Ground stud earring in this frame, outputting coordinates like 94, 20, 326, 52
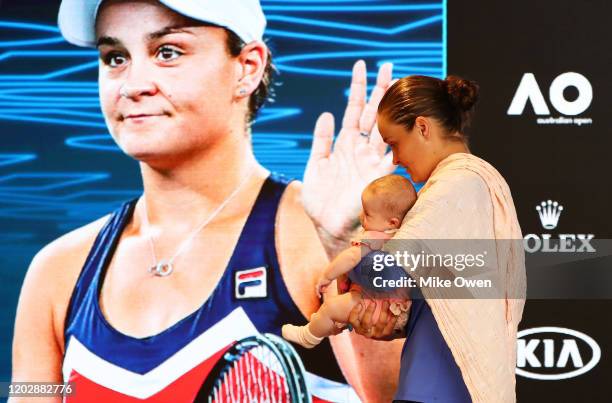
239, 88, 247, 95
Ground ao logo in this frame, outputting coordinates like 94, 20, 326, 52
516, 327, 601, 380
507, 72, 592, 116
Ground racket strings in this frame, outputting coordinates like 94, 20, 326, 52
209, 347, 291, 403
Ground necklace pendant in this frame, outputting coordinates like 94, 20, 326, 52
148, 261, 174, 277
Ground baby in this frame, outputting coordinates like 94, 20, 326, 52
282, 174, 417, 348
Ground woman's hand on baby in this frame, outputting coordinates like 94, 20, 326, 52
348, 300, 401, 340
302, 60, 396, 239
316, 276, 332, 299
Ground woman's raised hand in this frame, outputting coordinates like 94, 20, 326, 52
302, 60, 396, 239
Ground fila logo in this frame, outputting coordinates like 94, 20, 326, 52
516, 327, 601, 380
524, 200, 595, 253
235, 267, 267, 299
508, 72, 592, 116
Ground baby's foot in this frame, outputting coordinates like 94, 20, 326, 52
281, 324, 323, 349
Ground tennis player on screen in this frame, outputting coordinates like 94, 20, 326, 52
10, 1, 402, 402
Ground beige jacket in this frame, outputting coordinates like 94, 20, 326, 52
383, 153, 526, 403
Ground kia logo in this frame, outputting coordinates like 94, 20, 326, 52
516, 327, 601, 380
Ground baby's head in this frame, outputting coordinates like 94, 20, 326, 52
359, 174, 417, 232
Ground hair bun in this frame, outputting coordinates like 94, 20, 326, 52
444, 76, 479, 111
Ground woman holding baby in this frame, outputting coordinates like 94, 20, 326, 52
302, 75, 526, 403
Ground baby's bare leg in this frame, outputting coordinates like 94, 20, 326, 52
309, 291, 362, 337
282, 292, 362, 349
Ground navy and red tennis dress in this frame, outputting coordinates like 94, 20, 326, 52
62, 174, 359, 402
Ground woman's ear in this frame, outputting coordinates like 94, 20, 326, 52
414, 116, 430, 140
234, 41, 267, 99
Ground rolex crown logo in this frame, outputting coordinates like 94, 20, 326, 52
536, 200, 563, 230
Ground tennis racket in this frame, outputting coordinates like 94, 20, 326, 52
194, 333, 311, 403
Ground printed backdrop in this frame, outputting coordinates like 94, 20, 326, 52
1, 0, 611, 402
449, 1, 612, 401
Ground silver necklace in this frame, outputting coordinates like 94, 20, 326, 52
141, 170, 254, 277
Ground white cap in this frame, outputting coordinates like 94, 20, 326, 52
58, 0, 266, 47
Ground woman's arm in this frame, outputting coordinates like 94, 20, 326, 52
10, 218, 104, 403
349, 170, 496, 337
10, 247, 66, 403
